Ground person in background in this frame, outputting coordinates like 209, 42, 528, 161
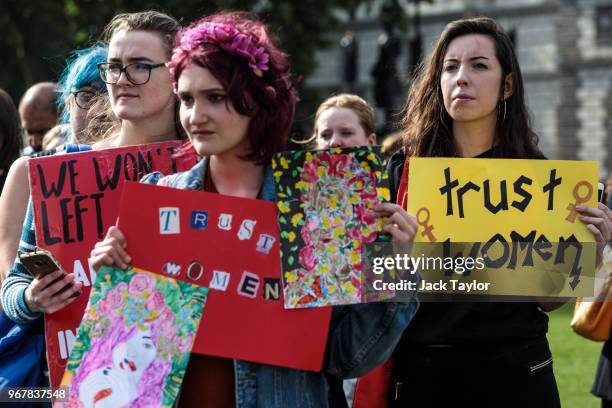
0, 89, 22, 195
56, 44, 108, 145
18, 82, 58, 155
41, 124, 71, 151
311, 93, 395, 408
313, 93, 376, 149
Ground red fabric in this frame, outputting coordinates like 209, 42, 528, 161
396, 156, 410, 210
352, 157, 410, 407
352, 357, 393, 408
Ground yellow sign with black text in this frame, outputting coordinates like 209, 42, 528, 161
406, 158, 598, 297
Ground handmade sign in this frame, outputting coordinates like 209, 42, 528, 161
28, 141, 198, 387
406, 158, 598, 297
117, 182, 331, 371
58, 266, 206, 408
272, 146, 390, 308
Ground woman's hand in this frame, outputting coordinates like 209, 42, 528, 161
576, 203, 612, 265
372, 203, 418, 251
24, 270, 82, 314
89, 226, 131, 271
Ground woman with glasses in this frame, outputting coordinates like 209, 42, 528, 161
88, 11, 417, 408
92, 11, 183, 149
2, 11, 183, 326
56, 44, 108, 145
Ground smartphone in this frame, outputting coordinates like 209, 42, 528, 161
19, 249, 79, 297
599, 182, 605, 203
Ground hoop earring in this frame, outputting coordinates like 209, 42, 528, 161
499, 99, 507, 124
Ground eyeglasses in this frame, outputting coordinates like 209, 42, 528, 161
72, 90, 98, 109
98, 62, 166, 85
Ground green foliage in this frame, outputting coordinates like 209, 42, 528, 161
547, 302, 602, 408
0, 0, 345, 112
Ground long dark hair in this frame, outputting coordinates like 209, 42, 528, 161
401, 17, 544, 159
0, 89, 22, 170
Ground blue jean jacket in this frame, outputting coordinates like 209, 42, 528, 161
142, 158, 417, 408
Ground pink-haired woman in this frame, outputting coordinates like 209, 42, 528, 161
90, 11, 418, 407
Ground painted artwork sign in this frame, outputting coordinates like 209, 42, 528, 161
28, 141, 199, 387
117, 182, 331, 371
58, 266, 206, 408
272, 146, 390, 308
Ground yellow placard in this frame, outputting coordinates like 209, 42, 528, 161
406, 158, 598, 297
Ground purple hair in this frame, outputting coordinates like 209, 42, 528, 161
170, 11, 297, 164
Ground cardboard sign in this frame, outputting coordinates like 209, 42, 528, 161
117, 182, 331, 371
58, 266, 206, 408
272, 146, 390, 308
28, 141, 199, 387
406, 158, 598, 297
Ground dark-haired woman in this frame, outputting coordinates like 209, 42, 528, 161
387, 17, 612, 408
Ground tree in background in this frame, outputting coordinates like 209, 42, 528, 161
0, 0, 343, 140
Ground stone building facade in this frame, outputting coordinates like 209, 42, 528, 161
307, 0, 612, 178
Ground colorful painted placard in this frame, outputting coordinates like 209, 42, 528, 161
58, 266, 206, 408
272, 146, 390, 308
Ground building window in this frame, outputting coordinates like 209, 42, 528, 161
596, 6, 612, 42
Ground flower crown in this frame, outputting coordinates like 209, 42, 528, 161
177, 22, 270, 77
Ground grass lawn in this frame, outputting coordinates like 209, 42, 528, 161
548, 302, 604, 408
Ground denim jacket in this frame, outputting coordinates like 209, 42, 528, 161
142, 158, 417, 408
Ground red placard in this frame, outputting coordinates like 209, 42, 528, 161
28, 141, 198, 387
118, 182, 331, 371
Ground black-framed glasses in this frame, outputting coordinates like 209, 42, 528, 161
72, 90, 98, 109
97, 62, 166, 85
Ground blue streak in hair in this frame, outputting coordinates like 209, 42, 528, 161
57, 44, 108, 124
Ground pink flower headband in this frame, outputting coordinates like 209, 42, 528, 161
177, 22, 270, 77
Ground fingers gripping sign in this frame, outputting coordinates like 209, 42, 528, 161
373, 203, 418, 250
89, 226, 131, 272
576, 202, 612, 265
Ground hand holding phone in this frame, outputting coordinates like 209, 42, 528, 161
20, 249, 82, 314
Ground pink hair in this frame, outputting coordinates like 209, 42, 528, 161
71, 317, 170, 407
170, 11, 297, 164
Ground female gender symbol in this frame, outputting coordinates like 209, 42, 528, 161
565, 180, 593, 222
416, 207, 436, 242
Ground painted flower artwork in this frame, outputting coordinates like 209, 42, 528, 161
58, 266, 207, 408
272, 146, 390, 308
